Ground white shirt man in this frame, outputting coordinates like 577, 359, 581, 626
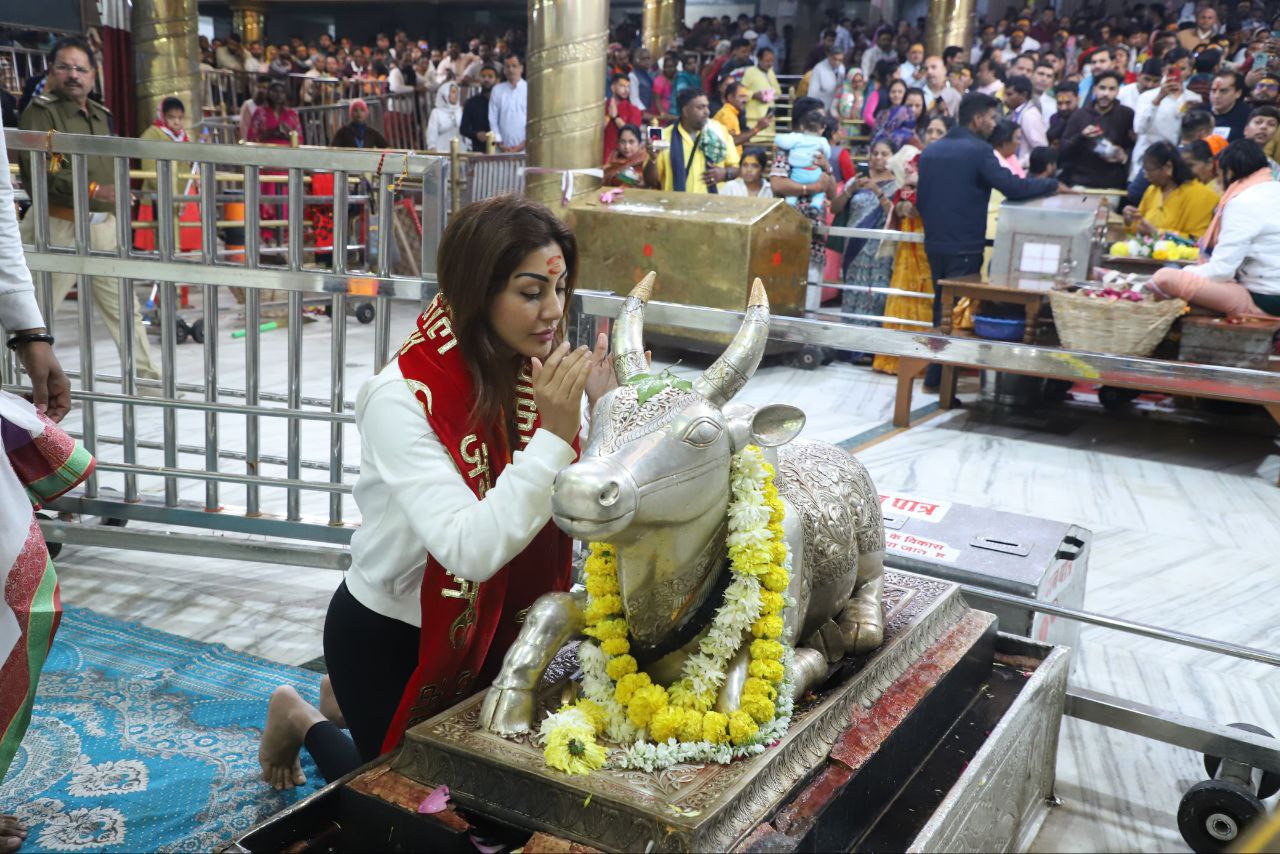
922, 57, 960, 117
244, 46, 266, 75
1032, 62, 1058, 118
834, 23, 854, 57
1131, 82, 1202, 179
489, 63, 528, 150
809, 53, 844, 111
1117, 80, 1144, 111
861, 39, 897, 79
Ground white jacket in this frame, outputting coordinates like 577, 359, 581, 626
344, 360, 577, 626
1131, 87, 1202, 180
1189, 180, 1280, 297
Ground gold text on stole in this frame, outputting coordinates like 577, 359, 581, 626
422, 300, 457, 354
442, 576, 479, 649
441, 433, 492, 648
514, 364, 537, 447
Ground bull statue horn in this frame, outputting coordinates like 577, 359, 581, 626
612, 271, 656, 384
693, 278, 770, 406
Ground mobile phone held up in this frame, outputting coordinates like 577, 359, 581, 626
1167, 66, 1182, 84
647, 125, 668, 150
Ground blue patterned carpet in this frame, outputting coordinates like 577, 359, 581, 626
0, 607, 324, 852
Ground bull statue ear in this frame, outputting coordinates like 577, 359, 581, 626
726, 403, 805, 450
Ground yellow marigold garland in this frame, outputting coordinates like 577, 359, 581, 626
540, 445, 792, 773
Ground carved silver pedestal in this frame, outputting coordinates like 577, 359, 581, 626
395, 572, 980, 851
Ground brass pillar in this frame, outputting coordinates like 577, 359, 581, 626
925, 0, 976, 58
642, 0, 683, 59
526, 0, 608, 208
132, 0, 203, 130
231, 2, 267, 45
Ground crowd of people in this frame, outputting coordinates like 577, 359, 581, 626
590, 2, 1280, 384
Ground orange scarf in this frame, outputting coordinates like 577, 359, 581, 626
1201, 167, 1273, 253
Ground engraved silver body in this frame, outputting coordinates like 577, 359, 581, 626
479, 277, 887, 735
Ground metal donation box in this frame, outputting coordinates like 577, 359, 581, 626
989, 194, 1108, 287
877, 490, 1090, 655
566, 189, 812, 348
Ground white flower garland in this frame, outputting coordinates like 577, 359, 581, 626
565, 448, 798, 772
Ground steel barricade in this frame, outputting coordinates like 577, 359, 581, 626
293, 91, 427, 148
1, 44, 49, 95
458, 153, 527, 206
3, 128, 445, 566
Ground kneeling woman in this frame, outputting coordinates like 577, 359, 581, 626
260, 196, 611, 788
1151, 140, 1280, 318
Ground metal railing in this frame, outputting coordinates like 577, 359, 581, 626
11, 132, 1279, 566
4, 128, 445, 564
295, 91, 429, 150
201, 68, 393, 117
1, 44, 48, 95
573, 291, 1280, 404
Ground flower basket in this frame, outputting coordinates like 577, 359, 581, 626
1048, 289, 1186, 357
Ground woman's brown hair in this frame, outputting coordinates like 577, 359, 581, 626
436, 194, 578, 445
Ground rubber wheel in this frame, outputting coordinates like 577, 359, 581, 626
323, 304, 333, 317
189, 318, 205, 345
175, 319, 189, 344
1097, 386, 1139, 411
355, 302, 375, 324
100, 517, 128, 528
1178, 779, 1265, 853
791, 345, 824, 370
1205, 722, 1280, 800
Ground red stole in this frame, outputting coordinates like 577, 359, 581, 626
380, 295, 577, 753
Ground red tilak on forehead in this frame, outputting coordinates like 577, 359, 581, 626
547, 254, 565, 276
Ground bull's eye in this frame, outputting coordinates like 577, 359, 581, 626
682, 418, 722, 447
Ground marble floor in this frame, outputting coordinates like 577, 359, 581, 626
27, 290, 1280, 851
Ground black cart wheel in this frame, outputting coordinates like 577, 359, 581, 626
1204, 723, 1280, 800
791, 345, 824, 371
100, 516, 128, 528
1097, 386, 1139, 411
355, 302, 375, 324
1178, 779, 1265, 853
175, 318, 191, 344
189, 318, 205, 344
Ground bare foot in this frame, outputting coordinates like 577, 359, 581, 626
319, 675, 346, 729
259, 685, 325, 791
0, 815, 27, 853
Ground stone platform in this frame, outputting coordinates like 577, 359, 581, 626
392, 572, 1026, 852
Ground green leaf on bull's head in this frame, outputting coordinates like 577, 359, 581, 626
626, 369, 693, 406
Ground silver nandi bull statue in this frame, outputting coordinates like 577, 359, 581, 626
479, 275, 885, 735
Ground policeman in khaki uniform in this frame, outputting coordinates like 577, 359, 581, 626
17, 36, 161, 382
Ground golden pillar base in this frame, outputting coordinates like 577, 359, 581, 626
132, 0, 203, 130
642, 0, 683, 60
231, 3, 266, 46
526, 0, 608, 208
925, 0, 976, 59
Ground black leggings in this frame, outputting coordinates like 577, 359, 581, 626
303, 580, 420, 782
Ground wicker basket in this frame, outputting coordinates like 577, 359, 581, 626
1048, 289, 1186, 356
